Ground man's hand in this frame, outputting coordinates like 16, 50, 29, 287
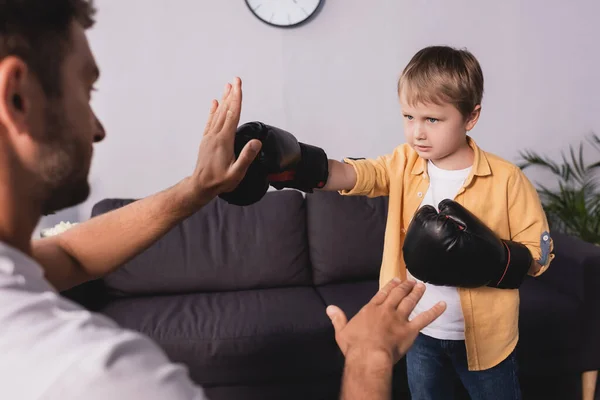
327, 278, 446, 365
327, 279, 446, 400
186, 77, 262, 206
33, 77, 262, 292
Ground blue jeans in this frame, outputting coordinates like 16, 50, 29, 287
406, 333, 521, 400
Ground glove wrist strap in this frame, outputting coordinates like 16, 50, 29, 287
489, 240, 533, 289
267, 143, 329, 192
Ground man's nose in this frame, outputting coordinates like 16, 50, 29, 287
94, 115, 106, 143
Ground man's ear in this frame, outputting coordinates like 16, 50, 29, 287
0, 56, 30, 136
465, 105, 482, 132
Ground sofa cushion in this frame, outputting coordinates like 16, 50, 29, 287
517, 276, 583, 374
316, 280, 378, 380
316, 280, 379, 319
91, 191, 311, 296
100, 287, 342, 387
306, 191, 388, 285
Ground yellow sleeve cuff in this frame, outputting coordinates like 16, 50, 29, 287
338, 157, 390, 197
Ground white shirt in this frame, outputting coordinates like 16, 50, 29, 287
0, 241, 207, 400
407, 160, 472, 341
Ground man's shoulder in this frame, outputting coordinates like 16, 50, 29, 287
0, 257, 207, 399
0, 241, 48, 286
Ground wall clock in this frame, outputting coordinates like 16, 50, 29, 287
245, 0, 324, 28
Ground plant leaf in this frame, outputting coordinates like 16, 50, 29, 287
520, 134, 600, 244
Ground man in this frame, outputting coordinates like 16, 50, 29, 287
0, 1, 446, 399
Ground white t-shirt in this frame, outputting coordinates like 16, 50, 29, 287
407, 160, 472, 341
0, 241, 207, 400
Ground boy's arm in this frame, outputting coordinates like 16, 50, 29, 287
272, 151, 393, 197
219, 122, 397, 201
507, 168, 555, 277
320, 159, 357, 191
322, 155, 394, 197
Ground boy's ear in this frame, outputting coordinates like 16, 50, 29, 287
465, 105, 481, 132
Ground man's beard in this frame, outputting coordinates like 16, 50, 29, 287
39, 103, 91, 216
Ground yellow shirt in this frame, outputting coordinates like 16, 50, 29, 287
340, 136, 554, 371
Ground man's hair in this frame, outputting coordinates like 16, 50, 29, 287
0, 0, 96, 98
398, 46, 484, 118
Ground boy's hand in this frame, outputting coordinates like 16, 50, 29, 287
403, 199, 534, 289
326, 278, 446, 365
219, 122, 329, 206
528, 261, 542, 275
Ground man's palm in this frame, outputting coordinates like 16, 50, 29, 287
192, 78, 261, 200
327, 279, 446, 364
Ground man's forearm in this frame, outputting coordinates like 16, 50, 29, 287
36, 177, 208, 289
340, 351, 393, 400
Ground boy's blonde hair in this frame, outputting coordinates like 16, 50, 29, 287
398, 46, 484, 119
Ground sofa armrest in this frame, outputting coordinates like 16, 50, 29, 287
533, 233, 599, 303
581, 253, 600, 370
533, 233, 600, 371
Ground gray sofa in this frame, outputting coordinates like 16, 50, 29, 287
63, 190, 600, 399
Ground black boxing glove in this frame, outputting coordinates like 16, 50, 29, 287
218, 123, 271, 206
219, 122, 329, 206
402, 199, 533, 289
256, 123, 328, 192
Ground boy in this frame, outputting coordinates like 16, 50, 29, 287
221, 45, 554, 399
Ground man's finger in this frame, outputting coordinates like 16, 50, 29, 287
203, 99, 219, 136
211, 83, 232, 132
326, 305, 348, 334
371, 277, 403, 305
410, 301, 447, 331
229, 139, 261, 178
383, 279, 417, 310
396, 282, 426, 316
221, 77, 243, 136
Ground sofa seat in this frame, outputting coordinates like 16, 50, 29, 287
64, 191, 600, 400
100, 287, 341, 387
201, 379, 342, 400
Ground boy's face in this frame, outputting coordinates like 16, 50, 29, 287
399, 89, 480, 167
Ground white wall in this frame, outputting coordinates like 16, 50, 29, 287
35, 0, 600, 233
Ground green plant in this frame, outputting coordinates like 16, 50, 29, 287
518, 133, 600, 244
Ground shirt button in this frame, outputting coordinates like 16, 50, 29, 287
417, 192, 423, 197
543, 235, 549, 241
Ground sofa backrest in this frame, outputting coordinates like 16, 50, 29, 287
305, 191, 389, 285
91, 190, 312, 296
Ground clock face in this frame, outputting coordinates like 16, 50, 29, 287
245, 0, 323, 28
